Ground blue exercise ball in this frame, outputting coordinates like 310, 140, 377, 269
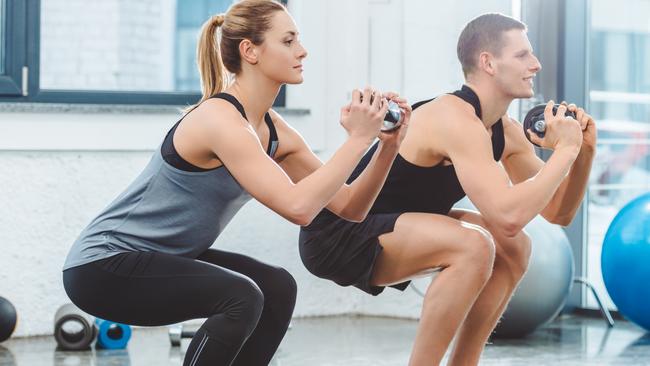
601, 192, 650, 332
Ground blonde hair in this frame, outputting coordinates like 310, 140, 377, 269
187, 0, 287, 112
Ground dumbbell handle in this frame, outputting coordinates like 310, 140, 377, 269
533, 120, 546, 133
169, 326, 197, 346
523, 104, 577, 147
180, 330, 196, 338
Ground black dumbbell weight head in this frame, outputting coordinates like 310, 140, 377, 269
523, 104, 577, 147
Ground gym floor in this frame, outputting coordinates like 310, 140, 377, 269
0, 314, 648, 366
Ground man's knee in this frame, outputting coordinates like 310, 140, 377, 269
500, 230, 532, 279
457, 227, 496, 283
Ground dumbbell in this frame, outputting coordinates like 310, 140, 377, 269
358, 93, 402, 132
381, 100, 402, 132
169, 324, 196, 347
523, 104, 577, 147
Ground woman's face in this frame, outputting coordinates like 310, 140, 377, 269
255, 10, 308, 85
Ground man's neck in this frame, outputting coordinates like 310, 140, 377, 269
464, 81, 514, 129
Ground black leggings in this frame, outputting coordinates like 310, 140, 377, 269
63, 249, 297, 366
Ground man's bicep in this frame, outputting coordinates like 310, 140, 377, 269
501, 116, 545, 184
448, 129, 512, 218
501, 149, 544, 184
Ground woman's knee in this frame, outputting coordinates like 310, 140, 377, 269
269, 267, 297, 300
261, 267, 298, 320
228, 276, 265, 322
196, 276, 264, 342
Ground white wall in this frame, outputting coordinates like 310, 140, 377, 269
0, 0, 511, 337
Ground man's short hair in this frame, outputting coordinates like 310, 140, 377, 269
457, 13, 527, 78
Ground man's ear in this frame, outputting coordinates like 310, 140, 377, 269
478, 51, 496, 76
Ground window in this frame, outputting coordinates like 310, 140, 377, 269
0, 0, 25, 97
175, 0, 233, 91
586, 0, 650, 310
0, 0, 287, 105
0, 0, 5, 74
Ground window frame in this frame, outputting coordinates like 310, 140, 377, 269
0, 0, 287, 106
0, 0, 26, 96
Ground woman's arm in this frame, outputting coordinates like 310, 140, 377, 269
200, 89, 389, 225
273, 95, 411, 222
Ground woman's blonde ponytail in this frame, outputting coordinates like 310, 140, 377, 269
187, 14, 228, 112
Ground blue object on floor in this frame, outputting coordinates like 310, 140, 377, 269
95, 319, 132, 349
601, 192, 650, 332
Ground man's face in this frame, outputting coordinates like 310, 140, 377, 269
492, 29, 542, 99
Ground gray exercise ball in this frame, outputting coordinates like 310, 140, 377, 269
494, 215, 574, 338
453, 198, 575, 338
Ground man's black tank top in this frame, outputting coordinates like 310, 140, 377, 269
305, 85, 504, 229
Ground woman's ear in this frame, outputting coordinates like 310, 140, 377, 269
239, 39, 259, 65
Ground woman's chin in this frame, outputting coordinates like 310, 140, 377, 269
285, 76, 304, 85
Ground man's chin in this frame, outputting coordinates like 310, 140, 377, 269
516, 88, 535, 99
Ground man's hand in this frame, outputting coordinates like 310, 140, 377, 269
560, 101, 597, 152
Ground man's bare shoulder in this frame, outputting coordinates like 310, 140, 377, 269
412, 94, 479, 126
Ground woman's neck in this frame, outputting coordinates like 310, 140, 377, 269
226, 73, 282, 127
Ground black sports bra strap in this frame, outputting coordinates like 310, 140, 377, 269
211, 93, 248, 120
264, 113, 279, 156
210, 92, 279, 157
264, 113, 278, 143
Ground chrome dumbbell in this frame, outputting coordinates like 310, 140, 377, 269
523, 104, 577, 147
169, 324, 196, 347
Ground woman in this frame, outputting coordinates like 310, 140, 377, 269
62, 1, 410, 365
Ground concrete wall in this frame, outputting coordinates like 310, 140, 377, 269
0, 0, 511, 337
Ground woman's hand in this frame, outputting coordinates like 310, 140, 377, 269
378, 92, 411, 149
339, 87, 389, 143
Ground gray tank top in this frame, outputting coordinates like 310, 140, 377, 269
63, 93, 279, 270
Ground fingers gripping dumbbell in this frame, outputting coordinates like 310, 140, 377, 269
169, 324, 196, 347
523, 104, 577, 147
358, 93, 402, 132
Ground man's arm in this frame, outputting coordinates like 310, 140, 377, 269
428, 97, 583, 237
543, 148, 595, 224
501, 107, 596, 226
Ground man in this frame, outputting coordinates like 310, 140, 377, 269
299, 13, 596, 366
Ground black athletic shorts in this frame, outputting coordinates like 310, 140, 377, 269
299, 210, 410, 296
